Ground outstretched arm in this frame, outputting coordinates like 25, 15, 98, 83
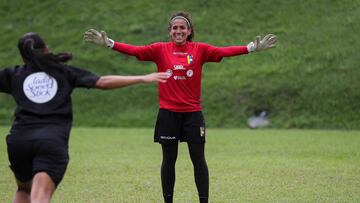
247, 34, 277, 53
84, 29, 155, 59
96, 72, 169, 90
200, 34, 277, 62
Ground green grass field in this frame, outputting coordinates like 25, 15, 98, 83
1, 0, 359, 129
0, 127, 359, 202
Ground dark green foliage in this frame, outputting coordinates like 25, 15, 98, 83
0, 0, 359, 129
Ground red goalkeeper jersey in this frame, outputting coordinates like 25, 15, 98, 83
113, 41, 248, 112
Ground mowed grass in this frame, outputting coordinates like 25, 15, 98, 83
1, 0, 359, 129
0, 127, 359, 202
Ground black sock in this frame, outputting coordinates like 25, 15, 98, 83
163, 194, 173, 203
200, 196, 208, 203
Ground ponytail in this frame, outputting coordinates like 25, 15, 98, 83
18, 32, 72, 75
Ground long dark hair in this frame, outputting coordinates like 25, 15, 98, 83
168, 11, 195, 42
18, 32, 72, 74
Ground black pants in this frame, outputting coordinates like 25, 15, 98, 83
7, 138, 69, 186
154, 109, 206, 144
161, 142, 209, 203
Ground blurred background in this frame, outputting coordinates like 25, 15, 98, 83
0, 0, 359, 129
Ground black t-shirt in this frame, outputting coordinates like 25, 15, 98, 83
0, 63, 100, 140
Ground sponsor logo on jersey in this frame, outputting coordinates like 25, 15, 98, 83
173, 65, 185, 70
187, 55, 193, 65
23, 72, 58, 104
173, 52, 188, 55
173, 75, 186, 80
186, 69, 193, 77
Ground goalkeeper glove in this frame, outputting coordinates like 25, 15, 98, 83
247, 34, 277, 53
84, 29, 114, 48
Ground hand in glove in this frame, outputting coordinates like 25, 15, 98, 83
84, 29, 114, 48
247, 34, 277, 52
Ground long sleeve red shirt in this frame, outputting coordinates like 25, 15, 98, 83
113, 41, 248, 112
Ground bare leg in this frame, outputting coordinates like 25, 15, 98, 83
30, 172, 55, 203
13, 179, 31, 203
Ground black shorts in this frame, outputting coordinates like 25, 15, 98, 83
154, 109, 206, 144
6, 137, 69, 186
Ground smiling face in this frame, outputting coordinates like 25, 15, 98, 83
169, 19, 191, 46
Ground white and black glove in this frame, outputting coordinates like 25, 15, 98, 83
84, 29, 114, 48
247, 34, 277, 53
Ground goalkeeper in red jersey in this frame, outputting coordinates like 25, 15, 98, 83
84, 10, 277, 203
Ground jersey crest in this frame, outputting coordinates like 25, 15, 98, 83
187, 55, 193, 65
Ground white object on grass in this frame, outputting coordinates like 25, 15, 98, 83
247, 111, 270, 129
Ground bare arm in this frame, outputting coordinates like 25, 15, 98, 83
95, 72, 169, 90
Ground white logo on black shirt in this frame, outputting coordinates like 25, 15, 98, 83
23, 72, 58, 104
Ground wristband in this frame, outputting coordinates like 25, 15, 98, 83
107, 39, 114, 48
247, 42, 256, 53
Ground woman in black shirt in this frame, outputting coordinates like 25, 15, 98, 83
0, 32, 168, 203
